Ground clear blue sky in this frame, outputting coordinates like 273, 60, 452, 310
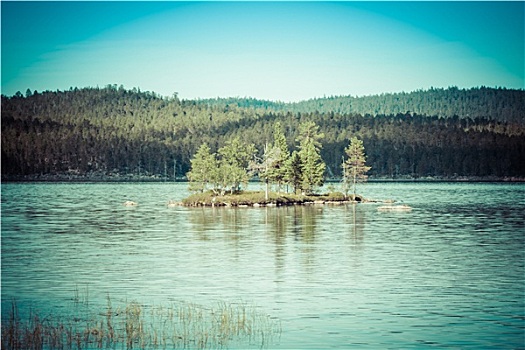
2, 1, 524, 101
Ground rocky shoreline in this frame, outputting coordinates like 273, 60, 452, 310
179, 191, 392, 208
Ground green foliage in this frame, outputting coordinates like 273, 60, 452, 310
285, 151, 303, 194
217, 137, 256, 194
1, 86, 524, 181
200, 86, 525, 124
186, 143, 217, 193
270, 122, 290, 187
297, 122, 326, 194
321, 191, 347, 201
343, 137, 371, 196
187, 137, 256, 196
258, 122, 290, 191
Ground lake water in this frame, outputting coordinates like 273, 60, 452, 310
1, 182, 524, 348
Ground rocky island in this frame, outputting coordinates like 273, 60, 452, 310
181, 190, 366, 207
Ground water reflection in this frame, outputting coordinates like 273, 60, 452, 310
187, 204, 368, 249
292, 205, 320, 243
261, 207, 288, 274
188, 207, 256, 242
187, 205, 326, 243
186, 204, 369, 278
348, 203, 366, 245
187, 208, 221, 240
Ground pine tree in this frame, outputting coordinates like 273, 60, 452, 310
296, 122, 325, 194
263, 122, 290, 192
285, 151, 303, 194
342, 137, 371, 198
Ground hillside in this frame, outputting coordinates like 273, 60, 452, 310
2, 86, 524, 180
198, 86, 525, 124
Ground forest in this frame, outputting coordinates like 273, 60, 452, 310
2, 85, 524, 181
198, 86, 525, 124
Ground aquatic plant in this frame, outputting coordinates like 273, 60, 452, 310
1, 297, 281, 349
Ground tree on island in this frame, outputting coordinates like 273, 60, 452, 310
285, 151, 303, 194
187, 122, 328, 198
217, 137, 256, 194
342, 136, 371, 198
187, 137, 256, 196
261, 122, 290, 192
296, 122, 326, 194
186, 143, 217, 193
251, 142, 279, 200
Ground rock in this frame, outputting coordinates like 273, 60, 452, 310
350, 194, 364, 202
377, 205, 412, 212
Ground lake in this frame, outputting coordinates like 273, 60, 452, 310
1, 182, 524, 349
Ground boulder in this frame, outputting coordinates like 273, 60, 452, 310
377, 205, 412, 212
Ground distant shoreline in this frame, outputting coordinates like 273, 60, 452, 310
2, 174, 524, 183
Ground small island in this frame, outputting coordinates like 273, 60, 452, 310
182, 123, 374, 207
182, 190, 365, 207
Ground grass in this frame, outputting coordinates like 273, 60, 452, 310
1, 296, 281, 350
182, 190, 363, 207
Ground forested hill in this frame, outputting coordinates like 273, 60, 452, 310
2, 85, 524, 180
198, 87, 525, 124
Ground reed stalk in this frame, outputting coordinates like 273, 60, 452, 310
1, 296, 281, 349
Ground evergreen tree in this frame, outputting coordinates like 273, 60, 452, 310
342, 137, 371, 198
272, 122, 290, 190
186, 143, 217, 193
296, 122, 325, 194
263, 122, 290, 192
2, 86, 524, 181
218, 137, 256, 194
285, 151, 303, 194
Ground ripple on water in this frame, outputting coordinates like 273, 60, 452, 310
1, 182, 524, 349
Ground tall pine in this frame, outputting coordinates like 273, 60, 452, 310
267, 122, 290, 191
285, 151, 303, 194
343, 137, 371, 198
296, 122, 325, 194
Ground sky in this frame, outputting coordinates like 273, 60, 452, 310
2, 1, 524, 102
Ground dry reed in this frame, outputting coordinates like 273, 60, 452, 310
1, 295, 281, 350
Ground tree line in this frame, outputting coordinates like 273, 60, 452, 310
2, 85, 524, 180
198, 86, 525, 124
